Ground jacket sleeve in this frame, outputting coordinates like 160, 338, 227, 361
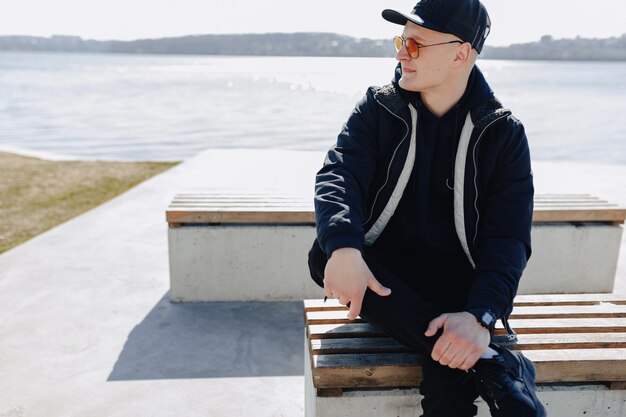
465, 118, 534, 319
315, 88, 381, 256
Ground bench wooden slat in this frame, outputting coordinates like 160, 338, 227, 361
528, 349, 626, 383
534, 202, 615, 207
171, 194, 310, 199
170, 201, 617, 209
304, 299, 348, 310
170, 198, 312, 207
534, 199, 610, 203
171, 193, 306, 200
312, 352, 424, 389
311, 349, 626, 388
508, 333, 626, 350
175, 192, 595, 200
534, 194, 594, 199
171, 199, 614, 206
513, 293, 626, 306
532, 207, 626, 223
305, 294, 626, 310
311, 337, 411, 355
306, 311, 365, 324
308, 323, 385, 339
309, 319, 626, 339
500, 318, 626, 333
306, 305, 626, 325
168, 201, 307, 206
167, 210, 314, 224
311, 350, 626, 388
171, 201, 608, 207
168, 210, 626, 224
169, 203, 313, 208
173, 193, 604, 198
311, 333, 626, 355
167, 193, 626, 224
511, 305, 626, 318
168, 206, 311, 211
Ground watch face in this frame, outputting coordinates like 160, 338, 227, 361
481, 311, 496, 327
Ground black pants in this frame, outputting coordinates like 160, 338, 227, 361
308, 239, 480, 417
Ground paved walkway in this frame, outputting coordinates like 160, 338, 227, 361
0, 149, 624, 416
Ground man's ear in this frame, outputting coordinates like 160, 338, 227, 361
452, 43, 472, 66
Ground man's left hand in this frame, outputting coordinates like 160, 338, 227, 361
424, 312, 490, 371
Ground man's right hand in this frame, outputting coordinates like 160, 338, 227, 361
323, 247, 392, 320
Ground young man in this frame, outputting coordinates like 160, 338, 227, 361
307, 1, 546, 416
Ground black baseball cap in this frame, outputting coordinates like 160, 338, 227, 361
382, 0, 491, 53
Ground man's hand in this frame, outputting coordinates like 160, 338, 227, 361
424, 312, 490, 371
323, 247, 391, 320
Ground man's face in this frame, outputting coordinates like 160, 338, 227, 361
396, 21, 462, 93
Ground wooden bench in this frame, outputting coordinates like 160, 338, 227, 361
166, 193, 321, 302
166, 193, 626, 226
166, 193, 626, 301
304, 294, 626, 417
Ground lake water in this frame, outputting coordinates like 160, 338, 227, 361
0, 51, 624, 164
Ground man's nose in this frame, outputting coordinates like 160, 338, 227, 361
396, 45, 411, 61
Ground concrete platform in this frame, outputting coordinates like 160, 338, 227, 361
0, 148, 625, 416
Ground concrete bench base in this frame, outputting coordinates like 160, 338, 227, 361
522, 222, 622, 293
168, 222, 622, 302
304, 338, 626, 417
306, 384, 626, 417
168, 224, 319, 302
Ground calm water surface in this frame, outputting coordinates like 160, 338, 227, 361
0, 52, 624, 164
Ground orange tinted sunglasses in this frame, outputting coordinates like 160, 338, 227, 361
394, 36, 463, 59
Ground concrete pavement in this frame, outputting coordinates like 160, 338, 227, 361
0, 148, 624, 416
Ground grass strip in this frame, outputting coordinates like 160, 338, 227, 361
0, 151, 179, 253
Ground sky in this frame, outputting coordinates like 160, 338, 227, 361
2, 0, 626, 47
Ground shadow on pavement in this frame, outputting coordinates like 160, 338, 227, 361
108, 296, 304, 380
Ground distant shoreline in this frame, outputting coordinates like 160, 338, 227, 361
3, 49, 626, 63
1, 32, 625, 61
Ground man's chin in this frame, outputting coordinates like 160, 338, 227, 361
399, 77, 420, 92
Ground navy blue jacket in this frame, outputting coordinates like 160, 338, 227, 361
314, 65, 534, 322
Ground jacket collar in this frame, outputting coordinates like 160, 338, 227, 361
373, 64, 511, 129
373, 82, 408, 117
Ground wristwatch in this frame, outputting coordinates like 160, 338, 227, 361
467, 308, 497, 331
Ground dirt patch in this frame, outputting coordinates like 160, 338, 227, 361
0, 152, 179, 253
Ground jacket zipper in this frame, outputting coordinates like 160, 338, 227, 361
363, 100, 411, 226
471, 114, 510, 247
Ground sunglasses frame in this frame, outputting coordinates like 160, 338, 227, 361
394, 36, 464, 59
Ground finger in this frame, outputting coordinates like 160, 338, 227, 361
425, 314, 446, 337
338, 296, 349, 306
438, 343, 460, 367
347, 297, 362, 321
446, 350, 469, 369
367, 275, 392, 297
322, 279, 332, 298
430, 338, 449, 362
459, 352, 482, 371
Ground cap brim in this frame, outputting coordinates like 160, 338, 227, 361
381, 9, 447, 34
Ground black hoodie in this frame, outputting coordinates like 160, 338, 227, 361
372, 68, 482, 309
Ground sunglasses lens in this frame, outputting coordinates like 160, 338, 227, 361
394, 36, 419, 58
405, 38, 419, 58
393, 36, 403, 52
